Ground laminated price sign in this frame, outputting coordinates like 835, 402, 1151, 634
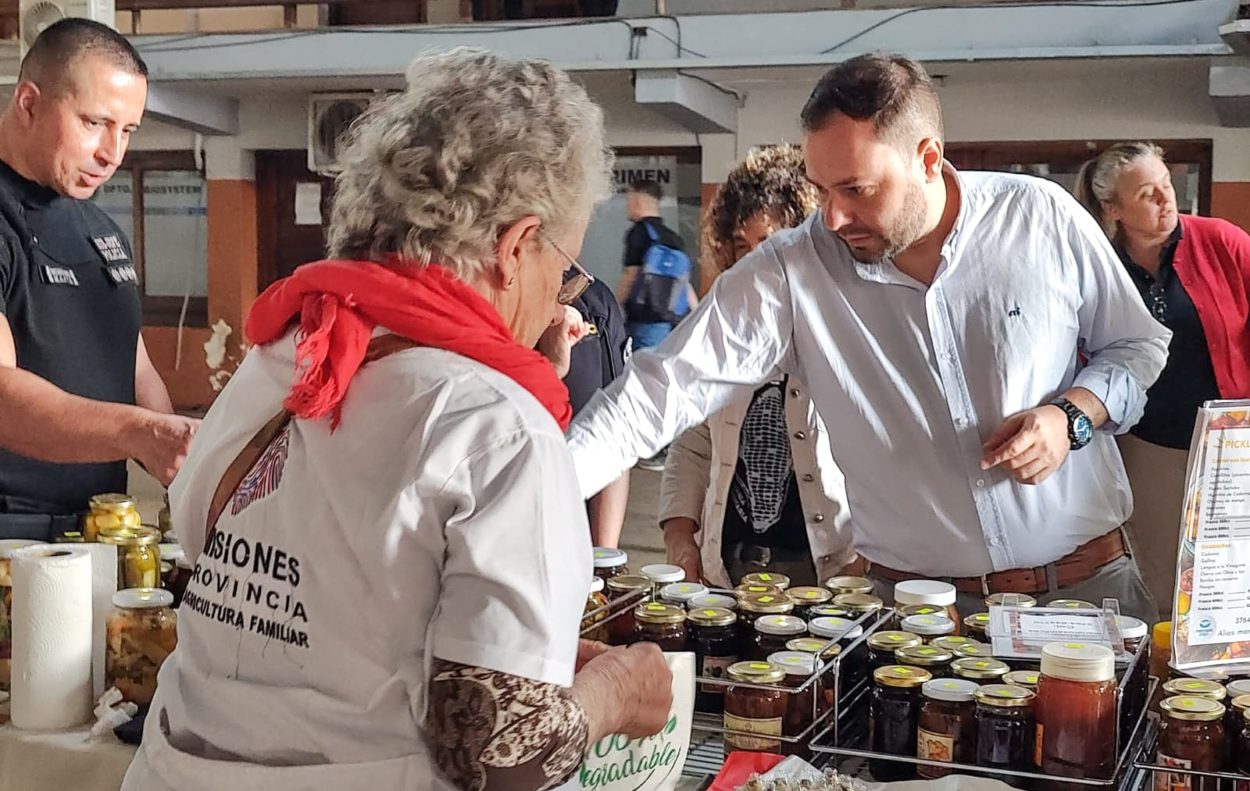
565, 652, 695, 791
1173, 400, 1250, 671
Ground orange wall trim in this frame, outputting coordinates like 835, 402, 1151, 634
142, 326, 217, 412
1211, 182, 1250, 233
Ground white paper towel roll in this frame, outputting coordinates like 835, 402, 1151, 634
10, 546, 93, 730
83, 544, 117, 699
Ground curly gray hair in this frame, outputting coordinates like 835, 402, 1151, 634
327, 48, 613, 279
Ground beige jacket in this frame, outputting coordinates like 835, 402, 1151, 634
658, 378, 855, 588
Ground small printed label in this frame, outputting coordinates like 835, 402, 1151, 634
917, 727, 955, 778
91, 234, 128, 263
723, 712, 781, 752
105, 264, 138, 286
1154, 753, 1193, 791
39, 265, 79, 287
698, 655, 736, 694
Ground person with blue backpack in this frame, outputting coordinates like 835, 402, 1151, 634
616, 179, 695, 350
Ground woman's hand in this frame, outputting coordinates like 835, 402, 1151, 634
537, 306, 589, 379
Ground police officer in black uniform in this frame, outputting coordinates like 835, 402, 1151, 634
0, 19, 198, 539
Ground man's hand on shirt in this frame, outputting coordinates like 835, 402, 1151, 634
661, 517, 704, 582
537, 305, 589, 379
980, 406, 1070, 485
130, 410, 200, 487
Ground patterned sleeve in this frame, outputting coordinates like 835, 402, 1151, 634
425, 659, 589, 791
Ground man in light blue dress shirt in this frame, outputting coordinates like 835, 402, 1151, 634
568, 54, 1170, 623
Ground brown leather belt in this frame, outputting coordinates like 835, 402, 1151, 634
865, 529, 1129, 597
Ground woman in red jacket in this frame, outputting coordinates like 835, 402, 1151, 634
1076, 141, 1250, 614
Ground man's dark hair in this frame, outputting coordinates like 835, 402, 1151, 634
800, 53, 943, 148
19, 19, 148, 91
627, 179, 662, 202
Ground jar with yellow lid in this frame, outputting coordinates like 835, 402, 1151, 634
932, 635, 978, 654
1047, 599, 1098, 611
808, 604, 852, 620
870, 665, 933, 781
825, 576, 873, 596
975, 683, 1037, 779
951, 657, 1010, 683
832, 592, 883, 617
688, 607, 738, 713
1162, 678, 1228, 704
724, 661, 787, 754
582, 577, 610, 642
98, 526, 162, 590
786, 586, 833, 620
605, 574, 652, 645
735, 583, 783, 600
738, 592, 795, 656
868, 631, 923, 672
965, 612, 992, 642
632, 602, 687, 650
896, 645, 954, 677
953, 642, 995, 661
1005, 670, 1040, 690
106, 587, 177, 706
740, 571, 790, 591
986, 592, 1037, 609
1156, 695, 1226, 791
85, 494, 142, 542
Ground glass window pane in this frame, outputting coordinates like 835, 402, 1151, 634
142, 170, 208, 298
92, 171, 135, 248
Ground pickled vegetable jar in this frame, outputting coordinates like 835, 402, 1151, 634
0, 539, 45, 690
98, 526, 162, 590
85, 493, 141, 542
106, 587, 177, 706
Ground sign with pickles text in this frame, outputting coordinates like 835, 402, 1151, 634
1173, 400, 1250, 671
567, 652, 694, 791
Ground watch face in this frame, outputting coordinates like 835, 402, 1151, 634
1073, 415, 1095, 446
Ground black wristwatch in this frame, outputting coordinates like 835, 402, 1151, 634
1051, 397, 1094, 450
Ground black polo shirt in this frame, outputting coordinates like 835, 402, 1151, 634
564, 279, 630, 417
0, 160, 140, 514
1119, 223, 1222, 450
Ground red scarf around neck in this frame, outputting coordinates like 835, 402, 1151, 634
244, 259, 572, 430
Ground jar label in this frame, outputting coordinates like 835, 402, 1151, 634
1154, 753, 1193, 791
917, 727, 954, 764
723, 712, 782, 751
699, 655, 737, 695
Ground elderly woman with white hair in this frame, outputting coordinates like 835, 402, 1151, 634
121, 49, 672, 791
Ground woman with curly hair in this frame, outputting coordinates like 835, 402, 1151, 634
121, 49, 671, 791
658, 145, 856, 587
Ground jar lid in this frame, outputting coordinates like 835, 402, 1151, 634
727, 661, 785, 685
159, 543, 186, 563
735, 583, 783, 599
922, 678, 979, 702
754, 614, 807, 636
896, 645, 955, 666
689, 593, 738, 611
112, 587, 174, 609
1162, 678, 1227, 701
900, 613, 955, 636
1117, 616, 1147, 640
89, 493, 136, 511
767, 651, 817, 676
0, 539, 46, 559
740, 593, 795, 615
809, 616, 864, 641
874, 664, 933, 689
898, 604, 946, 619
641, 564, 685, 584
592, 547, 628, 568
894, 579, 956, 607
976, 684, 1036, 708
953, 643, 995, 660
965, 612, 992, 630
832, 593, 883, 613
1152, 621, 1172, 648
1229, 694, 1250, 714
660, 582, 708, 602
687, 607, 737, 628
786, 586, 833, 605
1226, 680, 1250, 698
1047, 599, 1098, 610
606, 574, 652, 594
951, 657, 1010, 680
867, 631, 923, 652
1160, 695, 1225, 722
1040, 642, 1116, 683
1004, 670, 1040, 689
808, 604, 852, 619
931, 636, 977, 652
985, 592, 1037, 608
634, 602, 686, 625
786, 637, 841, 658
589, 577, 605, 594
825, 576, 873, 595
97, 525, 162, 547
741, 572, 790, 591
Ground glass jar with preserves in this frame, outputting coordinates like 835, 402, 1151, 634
832, 593, 884, 618
1036, 642, 1118, 782
825, 576, 874, 596
898, 604, 947, 620
583, 577, 610, 642
738, 593, 795, 656
986, 592, 1037, 609
1226, 680, 1250, 700
735, 583, 783, 600
953, 642, 995, 661
98, 525, 162, 589
1156, 696, 1226, 791
896, 645, 954, 677
952, 657, 1010, 683
659, 581, 708, 607
975, 683, 1037, 779
768, 650, 821, 753
85, 493, 141, 542
932, 635, 977, 654
869, 665, 933, 781
0, 539, 45, 690
688, 607, 738, 713
1238, 707, 1250, 787
917, 677, 979, 778
741, 571, 791, 591
157, 493, 173, 540
593, 547, 629, 581
641, 564, 685, 597
633, 602, 688, 650
894, 580, 960, 634
158, 544, 184, 589
1119, 616, 1148, 654
868, 631, 922, 672
753, 615, 807, 661
1226, 694, 1250, 770
1005, 670, 1040, 691
724, 661, 787, 754
965, 612, 992, 642
809, 616, 864, 644
605, 575, 651, 645
901, 613, 956, 641
808, 604, 852, 620
786, 586, 833, 620
787, 637, 840, 713
106, 587, 177, 707
1047, 599, 1098, 611
689, 593, 738, 612
1162, 678, 1228, 704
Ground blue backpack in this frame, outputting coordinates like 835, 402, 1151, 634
625, 222, 693, 324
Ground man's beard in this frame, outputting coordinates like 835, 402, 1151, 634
845, 181, 929, 264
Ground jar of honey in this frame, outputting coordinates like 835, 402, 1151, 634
1036, 642, 1117, 782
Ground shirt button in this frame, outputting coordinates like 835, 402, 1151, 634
976, 479, 987, 488
790, 388, 801, 398
812, 513, 825, 523
802, 473, 815, 483
30, 235, 37, 245
794, 431, 807, 440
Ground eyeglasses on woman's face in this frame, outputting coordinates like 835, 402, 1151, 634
540, 231, 594, 306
